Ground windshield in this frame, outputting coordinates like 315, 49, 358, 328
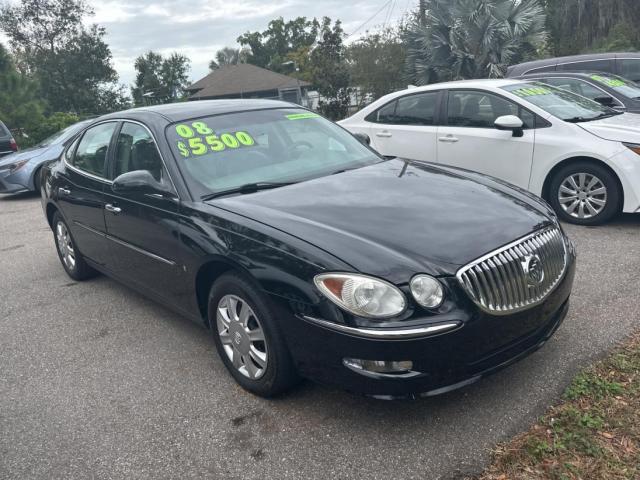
588, 74, 640, 100
502, 82, 619, 122
37, 121, 90, 147
166, 108, 382, 197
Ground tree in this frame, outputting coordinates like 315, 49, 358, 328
346, 27, 407, 104
310, 18, 351, 120
209, 47, 249, 70
543, 0, 640, 56
238, 17, 319, 74
132, 51, 191, 105
0, 43, 46, 147
0, 0, 128, 114
404, 0, 547, 85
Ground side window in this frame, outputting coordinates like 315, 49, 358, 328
114, 122, 165, 182
72, 123, 116, 177
448, 90, 526, 128
539, 78, 606, 101
619, 59, 640, 83
558, 59, 613, 73
367, 100, 397, 123
526, 65, 557, 74
393, 92, 439, 126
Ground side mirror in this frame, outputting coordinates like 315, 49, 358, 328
353, 132, 371, 145
112, 170, 174, 197
594, 96, 615, 107
495, 115, 524, 138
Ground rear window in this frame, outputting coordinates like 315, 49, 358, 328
0, 121, 10, 137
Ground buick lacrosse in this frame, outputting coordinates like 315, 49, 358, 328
41, 101, 576, 398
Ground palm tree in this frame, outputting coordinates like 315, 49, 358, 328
405, 0, 547, 85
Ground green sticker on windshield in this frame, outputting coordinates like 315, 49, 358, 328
512, 87, 552, 98
286, 113, 320, 121
174, 121, 256, 158
590, 75, 626, 88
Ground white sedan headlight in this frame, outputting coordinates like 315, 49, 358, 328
314, 273, 406, 319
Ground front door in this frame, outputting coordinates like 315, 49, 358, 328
367, 90, 441, 163
437, 90, 536, 189
102, 121, 185, 303
56, 122, 118, 267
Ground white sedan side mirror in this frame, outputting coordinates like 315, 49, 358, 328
495, 115, 525, 137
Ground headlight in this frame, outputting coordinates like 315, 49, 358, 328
623, 143, 640, 156
410, 275, 444, 309
1, 159, 28, 174
314, 273, 406, 319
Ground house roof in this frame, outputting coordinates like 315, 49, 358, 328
187, 64, 311, 100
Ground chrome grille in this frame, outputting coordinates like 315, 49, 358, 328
457, 226, 568, 315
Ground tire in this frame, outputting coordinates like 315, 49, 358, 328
52, 212, 98, 281
208, 272, 300, 397
547, 162, 621, 226
33, 167, 41, 193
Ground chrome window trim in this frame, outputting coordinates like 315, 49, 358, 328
63, 119, 179, 196
300, 315, 462, 340
73, 220, 176, 266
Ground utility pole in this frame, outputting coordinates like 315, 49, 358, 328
419, 0, 426, 26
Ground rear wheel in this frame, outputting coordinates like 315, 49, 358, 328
52, 212, 98, 281
548, 162, 620, 226
208, 273, 300, 397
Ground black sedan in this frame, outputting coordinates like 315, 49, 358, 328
519, 71, 640, 113
41, 100, 576, 399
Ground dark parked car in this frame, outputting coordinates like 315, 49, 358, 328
517, 72, 640, 113
41, 100, 576, 398
0, 120, 92, 195
507, 52, 640, 83
0, 120, 18, 158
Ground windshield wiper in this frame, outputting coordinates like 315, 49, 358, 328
565, 111, 621, 123
201, 182, 296, 201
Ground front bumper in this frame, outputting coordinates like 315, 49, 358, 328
0, 169, 29, 194
275, 256, 575, 398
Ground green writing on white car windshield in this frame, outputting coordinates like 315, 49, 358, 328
511, 87, 552, 98
286, 113, 321, 121
590, 75, 627, 88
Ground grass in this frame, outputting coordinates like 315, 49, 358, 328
474, 333, 640, 480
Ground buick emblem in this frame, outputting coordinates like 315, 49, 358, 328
522, 255, 544, 287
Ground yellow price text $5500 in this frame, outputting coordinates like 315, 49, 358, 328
175, 123, 255, 158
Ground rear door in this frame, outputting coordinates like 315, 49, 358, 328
102, 121, 185, 302
366, 90, 442, 162
436, 89, 536, 189
57, 122, 117, 267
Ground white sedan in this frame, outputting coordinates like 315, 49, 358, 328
340, 79, 640, 225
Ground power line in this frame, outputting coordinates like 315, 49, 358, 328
347, 0, 393, 39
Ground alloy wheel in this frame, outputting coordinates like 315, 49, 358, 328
56, 221, 76, 271
216, 295, 268, 380
558, 173, 608, 220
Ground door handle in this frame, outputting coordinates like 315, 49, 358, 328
105, 204, 122, 214
59, 187, 71, 196
376, 131, 392, 138
438, 136, 459, 143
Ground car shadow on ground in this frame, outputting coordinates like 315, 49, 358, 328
0, 191, 39, 201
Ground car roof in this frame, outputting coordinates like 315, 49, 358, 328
507, 52, 640, 76
403, 78, 526, 93
520, 71, 613, 79
99, 99, 298, 124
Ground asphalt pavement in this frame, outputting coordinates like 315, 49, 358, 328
1, 193, 639, 480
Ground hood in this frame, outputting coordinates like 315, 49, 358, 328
0, 144, 48, 166
210, 160, 553, 283
578, 113, 640, 143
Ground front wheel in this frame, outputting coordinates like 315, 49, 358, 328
548, 162, 620, 226
208, 273, 300, 397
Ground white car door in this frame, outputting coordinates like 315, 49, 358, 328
366, 91, 442, 162
436, 89, 536, 189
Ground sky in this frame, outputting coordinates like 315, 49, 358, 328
42, 0, 413, 89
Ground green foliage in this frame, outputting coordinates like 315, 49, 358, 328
310, 18, 351, 120
565, 370, 624, 401
0, 0, 129, 115
346, 27, 407, 103
28, 112, 81, 147
132, 51, 191, 106
543, 0, 640, 56
209, 47, 250, 70
404, 0, 547, 84
238, 17, 320, 75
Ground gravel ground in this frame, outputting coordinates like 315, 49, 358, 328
1, 193, 639, 480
